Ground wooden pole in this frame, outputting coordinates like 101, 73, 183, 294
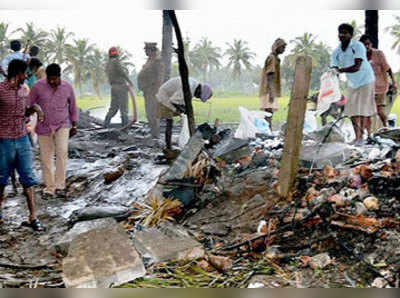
365, 10, 379, 49
161, 10, 173, 82
167, 10, 196, 136
278, 55, 312, 198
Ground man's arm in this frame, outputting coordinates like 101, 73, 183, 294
25, 104, 44, 122
68, 86, 79, 137
117, 62, 134, 87
387, 69, 397, 93
338, 58, 362, 74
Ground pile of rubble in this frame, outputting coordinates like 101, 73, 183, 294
114, 123, 400, 288
3, 106, 400, 288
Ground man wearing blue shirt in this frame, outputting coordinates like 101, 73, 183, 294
1, 40, 30, 77
331, 23, 376, 145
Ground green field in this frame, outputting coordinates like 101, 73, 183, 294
77, 95, 400, 125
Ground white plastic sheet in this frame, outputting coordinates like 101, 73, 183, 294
235, 106, 272, 139
316, 70, 341, 115
178, 114, 190, 149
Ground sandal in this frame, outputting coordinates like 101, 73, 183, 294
22, 219, 45, 232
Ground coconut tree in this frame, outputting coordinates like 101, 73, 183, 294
386, 15, 400, 54
87, 48, 107, 99
47, 27, 74, 66
290, 33, 317, 57
115, 46, 135, 74
225, 39, 255, 79
0, 22, 13, 59
16, 22, 48, 50
349, 19, 363, 41
65, 39, 95, 96
191, 37, 221, 81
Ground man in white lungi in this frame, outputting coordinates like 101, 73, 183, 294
331, 23, 376, 145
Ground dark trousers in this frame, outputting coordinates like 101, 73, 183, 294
104, 85, 129, 127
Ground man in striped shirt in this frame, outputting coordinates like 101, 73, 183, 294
0, 59, 45, 231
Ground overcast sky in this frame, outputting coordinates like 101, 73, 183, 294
1, 6, 400, 72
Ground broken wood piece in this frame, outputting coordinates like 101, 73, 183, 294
278, 55, 312, 198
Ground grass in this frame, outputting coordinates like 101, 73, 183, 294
76, 94, 400, 125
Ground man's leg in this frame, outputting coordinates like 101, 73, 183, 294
264, 108, 273, 128
54, 128, 70, 193
363, 116, 372, 137
165, 118, 173, 150
104, 88, 119, 127
145, 92, 160, 138
119, 88, 129, 127
15, 136, 39, 222
38, 133, 56, 195
376, 94, 387, 127
0, 138, 16, 221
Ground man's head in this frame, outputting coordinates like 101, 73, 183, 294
46, 63, 61, 88
29, 45, 39, 57
360, 34, 372, 51
10, 40, 21, 52
194, 83, 213, 102
7, 59, 27, 85
144, 42, 158, 57
108, 46, 119, 58
272, 38, 287, 55
29, 58, 43, 72
338, 23, 354, 43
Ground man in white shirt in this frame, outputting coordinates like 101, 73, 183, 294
156, 77, 213, 149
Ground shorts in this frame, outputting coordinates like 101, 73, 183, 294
0, 135, 38, 188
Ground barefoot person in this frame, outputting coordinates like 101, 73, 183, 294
331, 23, 376, 145
29, 63, 79, 199
259, 38, 286, 127
0, 59, 44, 231
360, 34, 398, 130
157, 77, 213, 150
137, 42, 164, 139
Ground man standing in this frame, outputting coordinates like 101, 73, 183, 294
331, 24, 376, 145
157, 76, 213, 150
137, 42, 164, 138
259, 38, 286, 127
1, 40, 30, 76
29, 63, 78, 199
0, 59, 44, 231
104, 47, 135, 128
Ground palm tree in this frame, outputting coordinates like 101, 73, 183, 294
191, 37, 221, 81
386, 15, 400, 54
225, 39, 255, 79
47, 27, 74, 65
87, 48, 107, 99
115, 46, 135, 74
349, 20, 363, 41
290, 33, 317, 56
0, 22, 13, 59
16, 22, 48, 50
65, 39, 95, 96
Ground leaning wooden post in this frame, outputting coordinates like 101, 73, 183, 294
168, 10, 196, 136
278, 55, 312, 199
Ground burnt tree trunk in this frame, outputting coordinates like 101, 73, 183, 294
162, 10, 173, 83
365, 10, 379, 48
167, 10, 195, 136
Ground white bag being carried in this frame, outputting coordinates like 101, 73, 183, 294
316, 70, 341, 115
178, 114, 190, 149
235, 106, 272, 139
